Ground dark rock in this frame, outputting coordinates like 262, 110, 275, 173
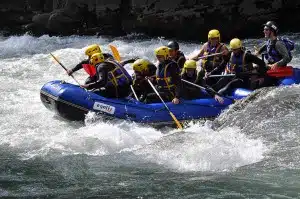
1, 0, 300, 41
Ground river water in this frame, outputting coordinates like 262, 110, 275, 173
0, 33, 300, 198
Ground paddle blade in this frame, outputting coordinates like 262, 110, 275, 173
50, 53, 59, 62
109, 45, 121, 62
267, 66, 293, 77
169, 112, 183, 130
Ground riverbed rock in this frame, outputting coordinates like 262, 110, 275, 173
1, 0, 300, 41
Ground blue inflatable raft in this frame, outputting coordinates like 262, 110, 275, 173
40, 67, 300, 126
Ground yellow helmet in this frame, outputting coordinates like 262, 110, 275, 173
183, 60, 197, 69
132, 59, 150, 72
229, 38, 242, 50
154, 46, 169, 59
208, 29, 220, 40
90, 53, 105, 65
85, 44, 101, 57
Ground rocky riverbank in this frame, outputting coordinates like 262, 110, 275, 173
1, 0, 299, 41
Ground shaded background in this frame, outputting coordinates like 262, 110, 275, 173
1, 0, 299, 41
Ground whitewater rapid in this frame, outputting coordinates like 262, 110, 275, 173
0, 33, 300, 198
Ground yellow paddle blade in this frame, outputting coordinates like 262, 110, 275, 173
169, 112, 183, 130
50, 53, 58, 62
50, 53, 59, 64
109, 44, 121, 62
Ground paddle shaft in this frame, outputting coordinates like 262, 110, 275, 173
147, 79, 183, 129
50, 53, 81, 85
209, 74, 235, 78
181, 79, 234, 101
130, 85, 139, 101
147, 79, 171, 112
196, 52, 223, 60
209, 69, 293, 78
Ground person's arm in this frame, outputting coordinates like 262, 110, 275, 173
257, 44, 267, 55
120, 58, 138, 66
245, 53, 268, 75
191, 44, 206, 61
86, 63, 108, 89
69, 59, 89, 73
209, 46, 230, 75
274, 41, 291, 66
148, 64, 157, 77
103, 53, 114, 60
221, 45, 230, 57
169, 63, 181, 98
177, 55, 186, 69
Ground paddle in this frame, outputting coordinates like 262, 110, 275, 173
181, 79, 234, 102
50, 53, 82, 86
266, 66, 294, 77
208, 67, 294, 78
147, 78, 183, 130
109, 44, 121, 62
191, 52, 223, 61
130, 85, 139, 101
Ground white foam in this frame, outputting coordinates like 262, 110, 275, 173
134, 123, 268, 172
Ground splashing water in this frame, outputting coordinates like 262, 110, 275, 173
0, 33, 300, 198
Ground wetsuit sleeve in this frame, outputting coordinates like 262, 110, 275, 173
103, 53, 114, 60
177, 55, 186, 69
148, 64, 157, 76
245, 53, 266, 67
86, 63, 109, 90
275, 41, 291, 66
209, 60, 227, 75
71, 59, 89, 73
170, 63, 181, 98
209, 46, 230, 75
258, 44, 267, 54
245, 53, 268, 75
192, 45, 205, 60
120, 58, 138, 66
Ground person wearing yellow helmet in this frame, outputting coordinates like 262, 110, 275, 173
131, 59, 157, 101
191, 29, 230, 85
147, 46, 181, 104
66, 44, 114, 85
180, 60, 201, 99
210, 38, 268, 95
80, 52, 132, 98
167, 41, 186, 70
180, 60, 223, 103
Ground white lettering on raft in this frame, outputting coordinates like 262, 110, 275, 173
93, 102, 115, 114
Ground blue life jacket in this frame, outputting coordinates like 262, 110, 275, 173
226, 51, 252, 74
266, 37, 294, 64
105, 60, 132, 88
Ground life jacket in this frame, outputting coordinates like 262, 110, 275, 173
105, 60, 132, 89
82, 64, 97, 77
225, 51, 253, 74
201, 42, 224, 72
181, 72, 197, 90
266, 37, 294, 64
156, 60, 178, 96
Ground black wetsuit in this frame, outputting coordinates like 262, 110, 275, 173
211, 51, 268, 95
70, 53, 114, 84
132, 64, 157, 101
87, 61, 131, 98
145, 60, 181, 103
174, 51, 186, 70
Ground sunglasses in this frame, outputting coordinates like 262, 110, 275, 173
264, 28, 270, 31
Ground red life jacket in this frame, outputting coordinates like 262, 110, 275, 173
82, 64, 96, 77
